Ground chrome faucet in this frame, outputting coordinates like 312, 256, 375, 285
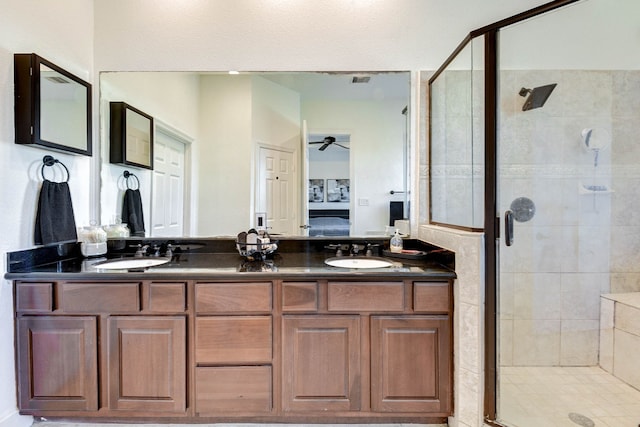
135, 244, 149, 257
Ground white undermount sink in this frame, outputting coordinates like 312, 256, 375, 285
324, 257, 394, 269
94, 257, 171, 270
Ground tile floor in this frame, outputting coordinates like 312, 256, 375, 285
498, 366, 640, 427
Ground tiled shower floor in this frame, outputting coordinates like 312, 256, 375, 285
499, 366, 640, 427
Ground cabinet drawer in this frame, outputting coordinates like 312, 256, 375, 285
196, 316, 272, 364
16, 282, 53, 313
413, 282, 450, 313
59, 283, 140, 313
196, 282, 272, 313
327, 281, 404, 312
144, 282, 186, 312
196, 366, 272, 414
282, 282, 318, 312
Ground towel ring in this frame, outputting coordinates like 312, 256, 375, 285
41, 155, 70, 182
123, 170, 140, 190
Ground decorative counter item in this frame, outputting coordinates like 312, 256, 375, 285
103, 222, 130, 238
78, 224, 107, 257
236, 229, 278, 260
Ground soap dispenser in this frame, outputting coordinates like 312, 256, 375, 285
390, 229, 403, 253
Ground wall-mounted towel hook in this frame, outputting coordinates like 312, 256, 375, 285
41, 155, 69, 182
123, 170, 140, 190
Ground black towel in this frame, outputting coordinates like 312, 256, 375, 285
34, 180, 78, 245
122, 188, 145, 237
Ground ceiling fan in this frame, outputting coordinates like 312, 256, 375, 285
309, 136, 349, 151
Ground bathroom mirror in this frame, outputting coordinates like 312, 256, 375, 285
14, 53, 92, 156
100, 71, 410, 237
109, 102, 154, 170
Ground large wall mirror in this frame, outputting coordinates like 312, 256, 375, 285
99, 71, 410, 238
14, 53, 92, 156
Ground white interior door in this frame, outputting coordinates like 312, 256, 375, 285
257, 146, 295, 235
151, 127, 186, 237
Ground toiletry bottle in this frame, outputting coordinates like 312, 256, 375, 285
390, 229, 403, 253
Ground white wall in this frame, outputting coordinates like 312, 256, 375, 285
93, 0, 552, 73
99, 72, 200, 230
0, 2, 94, 425
304, 99, 407, 235
197, 75, 253, 236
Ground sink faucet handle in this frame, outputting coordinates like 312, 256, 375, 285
135, 244, 149, 257
365, 243, 380, 257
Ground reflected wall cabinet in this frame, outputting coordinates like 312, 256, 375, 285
14, 53, 92, 156
110, 101, 154, 170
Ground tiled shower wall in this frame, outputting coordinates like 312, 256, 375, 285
499, 69, 640, 367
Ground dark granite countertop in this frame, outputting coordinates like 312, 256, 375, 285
5, 237, 456, 281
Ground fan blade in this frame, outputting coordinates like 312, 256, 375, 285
334, 143, 350, 149
311, 136, 336, 150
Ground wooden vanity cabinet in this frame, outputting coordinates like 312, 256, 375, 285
14, 277, 452, 422
14, 280, 187, 416
281, 280, 453, 419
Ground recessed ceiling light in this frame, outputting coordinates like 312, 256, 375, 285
351, 75, 371, 83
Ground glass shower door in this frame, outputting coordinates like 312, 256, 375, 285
494, 1, 634, 425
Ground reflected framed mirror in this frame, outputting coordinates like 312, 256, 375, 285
109, 101, 154, 170
14, 53, 92, 156
100, 71, 411, 237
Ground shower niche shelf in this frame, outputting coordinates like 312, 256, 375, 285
579, 183, 613, 195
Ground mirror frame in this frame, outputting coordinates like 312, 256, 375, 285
109, 101, 154, 170
14, 53, 92, 156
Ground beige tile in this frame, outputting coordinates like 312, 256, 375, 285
613, 329, 640, 389
498, 366, 640, 427
499, 319, 513, 366
560, 319, 599, 365
513, 273, 562, 320
561, 273, 607, 320
512, 319, 560, 366
616, 302, 640, 336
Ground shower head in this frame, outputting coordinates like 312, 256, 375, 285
519, 83, 557, 111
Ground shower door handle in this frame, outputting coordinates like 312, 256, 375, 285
504, 210, 514, 246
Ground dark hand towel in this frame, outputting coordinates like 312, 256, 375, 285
34, 180, 78, 245
122, 188, 145, 237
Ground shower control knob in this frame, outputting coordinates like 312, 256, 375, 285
510, 197, 535, 223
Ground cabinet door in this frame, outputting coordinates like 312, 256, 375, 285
107, 316, 186, 412
16, 316, 98, 411
282, 315, 360, 412
371, 316, 451, 414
